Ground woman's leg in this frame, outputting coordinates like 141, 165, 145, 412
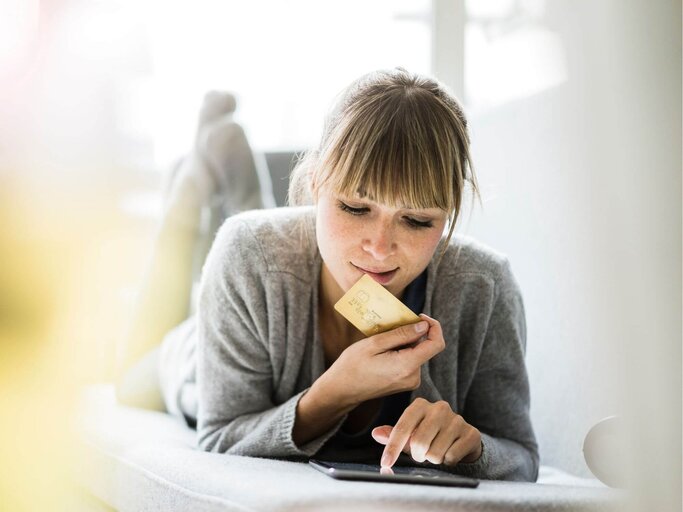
115, 91, 272, 409
114, 165, 203, 409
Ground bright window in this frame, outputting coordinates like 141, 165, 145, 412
464, 0, 567, 110
127, 0, 432, 167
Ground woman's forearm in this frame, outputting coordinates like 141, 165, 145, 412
292, 374, 357, 447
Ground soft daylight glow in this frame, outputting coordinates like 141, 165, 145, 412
144, 0, 431, 166
464, 0, 567, 109
0, 0, 39, 79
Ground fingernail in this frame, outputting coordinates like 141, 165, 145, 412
381, 453, 391, 467
414, 321, 428, 333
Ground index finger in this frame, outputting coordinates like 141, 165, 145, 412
398, 336, 444, 367
394, 316, 445, 364
418, 314, 443, 341
380, 405, 426, 468
369, 321, 429, 352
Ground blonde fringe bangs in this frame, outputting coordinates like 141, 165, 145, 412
287, 69, 478, 241
315, 89, 472, 226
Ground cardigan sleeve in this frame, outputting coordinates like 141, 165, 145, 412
195, 218, 345, 457
450, 259, 539, 481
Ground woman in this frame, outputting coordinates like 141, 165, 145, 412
161, 68, 538, 481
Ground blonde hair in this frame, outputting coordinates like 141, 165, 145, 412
288, 68, 479, 254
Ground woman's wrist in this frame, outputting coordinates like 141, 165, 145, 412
292, 374, 357, 447
313, 370, 361, 411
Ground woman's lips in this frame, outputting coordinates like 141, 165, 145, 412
352, 263, 398, 285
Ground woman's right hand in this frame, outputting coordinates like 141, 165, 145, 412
317, 315, 446, 408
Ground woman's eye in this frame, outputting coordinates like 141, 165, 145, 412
405, 217, 433, 229
338, 201, 369, 215
338, 201, 433, 228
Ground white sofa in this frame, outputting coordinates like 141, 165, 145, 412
75, 385, 622, 512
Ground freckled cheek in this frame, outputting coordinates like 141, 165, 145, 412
334, 216, 357, 238
318, 211, 355, 258
326, 214, 353, 246
426, 229, 444, 249
406, 229, 443, 263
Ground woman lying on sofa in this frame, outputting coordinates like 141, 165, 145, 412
117, 68, 539, 482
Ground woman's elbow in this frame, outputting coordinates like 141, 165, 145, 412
197, 426, 224, 453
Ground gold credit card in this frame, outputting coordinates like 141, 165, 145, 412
334, 274, 420, 336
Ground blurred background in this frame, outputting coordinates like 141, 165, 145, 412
0, 0, 680, 510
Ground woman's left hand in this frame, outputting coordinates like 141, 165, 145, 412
371, 397, 483, 468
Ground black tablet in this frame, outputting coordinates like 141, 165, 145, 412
309, 459, 479, 488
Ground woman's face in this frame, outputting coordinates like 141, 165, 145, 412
315, 184, 448, 298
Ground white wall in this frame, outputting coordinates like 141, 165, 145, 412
458, 0, 681, 504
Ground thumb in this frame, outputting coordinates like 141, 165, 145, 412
371, 321, 429, 353
371, 425, 393, 445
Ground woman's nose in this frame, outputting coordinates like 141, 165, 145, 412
361, 222, 397, 261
